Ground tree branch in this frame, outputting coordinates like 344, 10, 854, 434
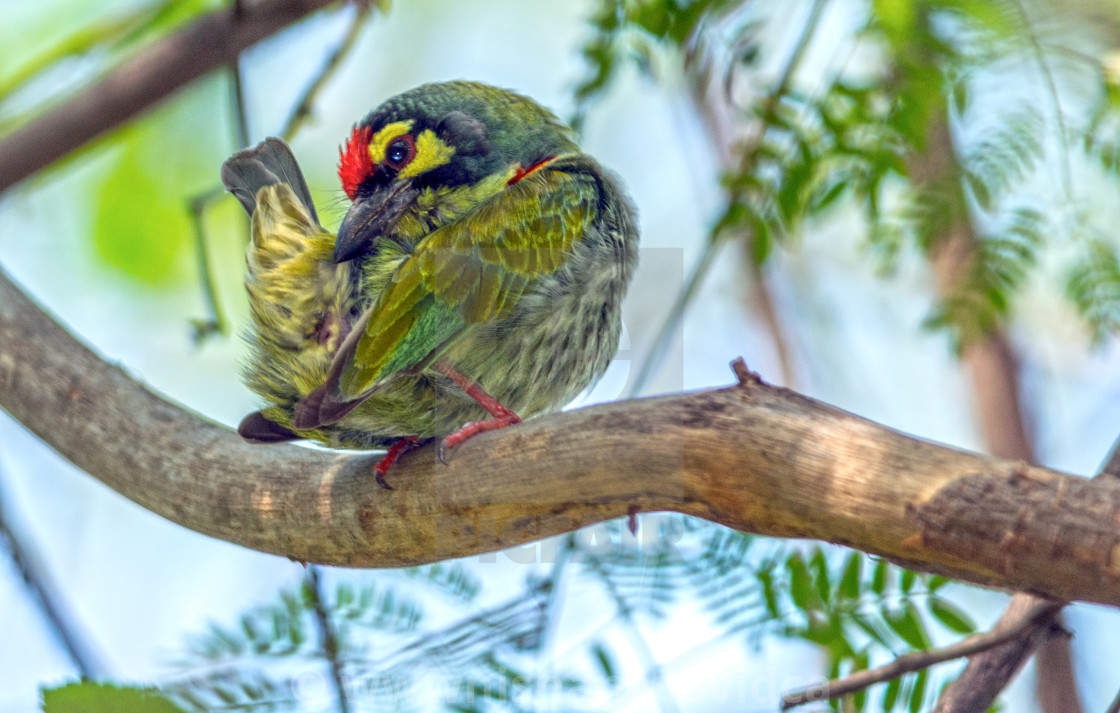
780, 599, 1061, 709
2, 265, 1120, 600
931, 596, 1066, 713
0, 0, 340, 194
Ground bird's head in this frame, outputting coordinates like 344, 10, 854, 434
334, 80, 579, 263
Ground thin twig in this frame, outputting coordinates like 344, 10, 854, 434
587, 553, 681, 713
780, 599, 1061, 709
1009, 0, 1073, 202
0, 459, 103, 677
279, 1, 371, 140
0, 0, 339, 194
628, 0, 829, 396
307, 566, 351, 713
188, 187, 230, 342
189, 2, 373, 340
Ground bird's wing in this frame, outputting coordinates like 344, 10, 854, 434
292, 155, 600, 428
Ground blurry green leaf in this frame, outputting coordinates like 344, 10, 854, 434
900, 568, 916, 593
886, 602, 929, 650
839, 552, 862, 601
42, 682, 185, 713
929, 596, 975, 634
787, 552, 815, 610
93, 139, 191, 284
810, 548, 831, 606
882, 674, 902, 711
952, 80, 969, 116
871, 559, 888, 595
909, 667, 928, 713
591, 642, 617, 687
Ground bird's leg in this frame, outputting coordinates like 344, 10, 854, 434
373, 436, 420, 490
435, 363, 522, 464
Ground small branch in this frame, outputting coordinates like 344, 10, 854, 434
188, 187, 231, 342
0, 0, 340, 194
932, 595, 1065, 713
307, 566, 351, 713
188, 2, 374, 339
0, 461, 104, 677
278, 1, 372, 140
780, 599, 1061, 709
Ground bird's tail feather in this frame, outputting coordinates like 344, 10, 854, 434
221, 137, 319, 225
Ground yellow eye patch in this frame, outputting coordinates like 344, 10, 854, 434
368, 121, 414, 164
399, 130, 456, 178
367, 121, 456, 178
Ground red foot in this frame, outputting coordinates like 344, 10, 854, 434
435, 363, 522, 463
438, 414, 521, 464
373, 436, 420, 490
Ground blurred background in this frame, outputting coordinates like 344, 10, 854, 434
2, 0, 1120, 711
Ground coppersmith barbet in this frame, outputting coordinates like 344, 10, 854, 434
222, 81, 639, 486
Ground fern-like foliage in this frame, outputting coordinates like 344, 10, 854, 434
574, 0, 1120, 348
160, 563, 592, 713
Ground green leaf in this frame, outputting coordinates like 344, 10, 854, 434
964, 170, 993, 212
591, 643, 617, 687
929, 596, 976, 634
871, 559, 888, 595
810, 548, 831, 606
787, 552, 815, 610
882, 674, 902, 711
42, 682, 186, 713
899, 568, 916, 593
93, 139, 192, 284
909, 668, 928, 713
886, 602, 930, 651
839, 552, 862, 601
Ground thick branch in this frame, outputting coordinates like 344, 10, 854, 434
2, 265, 1120, 600
0, 0, 338, 194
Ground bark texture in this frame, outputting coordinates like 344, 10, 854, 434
2, 266, 1120, 601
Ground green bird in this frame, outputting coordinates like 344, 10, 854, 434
222, 81, 639, 487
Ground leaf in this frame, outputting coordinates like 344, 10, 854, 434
882, 674, 902, 711
871, 559, 888, 595
909, 667, 928, 713
810, 548, 831, 606
42, 682, 185, 713
591, 642, 617, 687
787, 552, 815, 610
886, 602, 930, 651
929, 596, 976, 634
839, 552, 862, 601
899, 568, 916, 593
93, 139, 192, 284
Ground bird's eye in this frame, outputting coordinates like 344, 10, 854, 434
384, 135, 415, 170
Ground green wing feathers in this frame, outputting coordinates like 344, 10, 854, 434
336, 163, 600, 399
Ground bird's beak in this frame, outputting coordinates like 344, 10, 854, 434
334, 179, 419, 263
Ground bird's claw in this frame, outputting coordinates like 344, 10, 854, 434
438, 439, 453, 466
375, 469, 395, 490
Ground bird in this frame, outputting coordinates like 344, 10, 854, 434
222, 81, 639, 488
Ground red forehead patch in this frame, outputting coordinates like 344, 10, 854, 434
339, 125, 373, 200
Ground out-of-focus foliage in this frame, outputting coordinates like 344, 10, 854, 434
42, 682, 185, 713
0, 0, 222, 126
574, 0, 1120, 349
159, 563, 591, 713
12, 0, 1120, 711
